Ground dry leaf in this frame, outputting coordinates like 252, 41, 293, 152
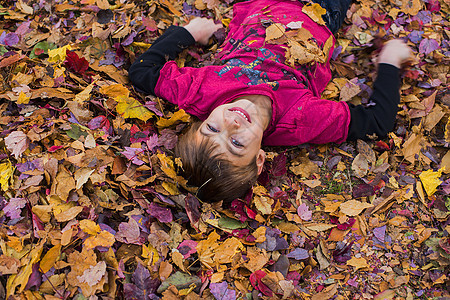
346, 256, 368, 270
265, 23, 285, 42
340, 200, 373, 216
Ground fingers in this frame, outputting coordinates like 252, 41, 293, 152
183, 18, 223, 45
378, 39, 413, 68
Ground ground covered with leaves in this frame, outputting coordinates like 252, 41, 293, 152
0, 0, 449, 298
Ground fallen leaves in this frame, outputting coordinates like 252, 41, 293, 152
0, 0, 449, 298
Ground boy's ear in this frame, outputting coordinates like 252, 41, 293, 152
256, 149, 265, 175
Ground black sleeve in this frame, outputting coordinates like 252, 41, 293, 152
346, 63, 401, 141
128, 26, 196, 95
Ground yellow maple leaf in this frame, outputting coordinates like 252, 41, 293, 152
79, 219, 101, 235
302, 3, 326, 26
40, 244, 62, 273
419, 168, 444, 196
401, 0, 422, 16
157, 152, 177, 179
84, 230, 115, 249
444, 118, 450, 143
347, 256, 369, 271
115, 95, 153, 122
222, 18, 231, 27
156, 109, 190, 128
214, 237, 244, 264
99, 84, 130, 98
74, 83, 94, 103
48, 44, 72, 64
131, 42, 152, 50
0, 161, 14, 191
265, 23, 285, 42
6, 239, 44, 297
142, 244, 160, 266
254, 195, 273, 215
196, 231, 220, 269
162, 181, 180, 195
17, 92, 30, 104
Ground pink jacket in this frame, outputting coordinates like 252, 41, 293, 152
155, 0, 351, 146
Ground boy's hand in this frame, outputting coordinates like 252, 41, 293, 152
184, 17, 223, 45
378, 39, 413, 68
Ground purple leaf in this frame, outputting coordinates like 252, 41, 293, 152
4, 198, 26, 219
146, 134, 158, 152
414, 11, 432, 24
157, 129, 178, 150
333, 241, 353, 263
373, 225, 386, 243
143, 101, 163, 117
4, 33, 19, 46
177, 240, 198, 259
297, 203, 312, 221
130, 215, 150, 234
99, 49, 115, 66
147, 202, 173, 223
115, 217, 142, 244
352, 183, 375, 198
15, 21, 32, 37
121, 147, 145, 165
122, 32, 137, 46
419, 38, 440, 55
408, 30, 424, 44
210, 281, 236, 300
133, 263, 158, 292
258, 227, 288, 251
326, 155, 341, 170
124, 263, 160, 300
271, 255, 289, 277
286, 248, 309, 260
88, 115, 109, 130
24, 263, 41, 290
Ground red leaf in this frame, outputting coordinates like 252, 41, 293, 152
245, 205, 257, 219
375, 140, 390, 151
64, 50, 89, 74
185, 194, 201, 225
249, 270, 272, 297
271, 152, 287, 177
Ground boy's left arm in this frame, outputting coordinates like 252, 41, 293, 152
128, 18, 222, 95
346, 40, 412, 140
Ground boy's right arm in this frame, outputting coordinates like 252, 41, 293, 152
346, 40, 412, 141
128, 18, 222, 95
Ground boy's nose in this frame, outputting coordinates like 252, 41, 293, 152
224, 114, 240, 129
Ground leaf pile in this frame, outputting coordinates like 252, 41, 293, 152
0, 0, 449, 299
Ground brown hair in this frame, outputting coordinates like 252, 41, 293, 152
175, 121, 258, 204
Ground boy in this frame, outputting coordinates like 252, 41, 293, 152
129, 0, 411, 203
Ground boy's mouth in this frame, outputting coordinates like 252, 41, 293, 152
229, 107, 251, 123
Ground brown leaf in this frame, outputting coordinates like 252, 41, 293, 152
340, 200, 373, 216
357, 139, 376, 163
265, 23, 285, 41
311, 283, 337, 300
351, 154, 369, 177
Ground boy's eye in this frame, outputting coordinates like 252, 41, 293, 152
231, 138, 244, 148
207, 124, 219, 132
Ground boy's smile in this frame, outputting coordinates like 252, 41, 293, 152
195, 97, 272, 173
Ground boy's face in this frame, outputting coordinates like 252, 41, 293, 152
195, 99, 266, 174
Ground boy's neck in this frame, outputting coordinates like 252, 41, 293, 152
235, 94, 272, 130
